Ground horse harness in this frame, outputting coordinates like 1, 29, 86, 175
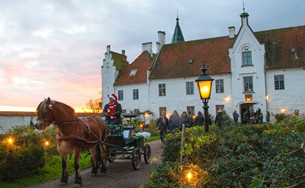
56, 118, 100, 145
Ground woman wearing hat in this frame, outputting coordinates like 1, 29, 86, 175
103, 94, 122, 125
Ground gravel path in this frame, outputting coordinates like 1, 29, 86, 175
29, 139, 163, 188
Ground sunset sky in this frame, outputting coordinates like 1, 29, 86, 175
0, 0, 304, 111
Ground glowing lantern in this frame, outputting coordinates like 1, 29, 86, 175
195, 63, 214, 133
7, 137, 14, 145
44, 140, 50, 147
187, 172, 192, 180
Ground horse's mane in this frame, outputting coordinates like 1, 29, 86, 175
36, 99, 76, 117
54, 100, 76, 116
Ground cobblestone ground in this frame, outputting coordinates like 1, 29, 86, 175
29, 139, 162, 188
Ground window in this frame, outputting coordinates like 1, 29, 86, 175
243, 76, 253, 92
187, 106, 195, 116
159, 83, 166, 96
216, 105, 224, 114
129, 69, 137, 76
215, 79, 224, 93
274, 75, 285, 90
118, 90, 123, 100
159, 107, 166, 117
186, 81, 194, 95
242, 51, 252, 66
133, 89, 139, 100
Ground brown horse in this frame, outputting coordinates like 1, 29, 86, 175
35, 97, 108, 186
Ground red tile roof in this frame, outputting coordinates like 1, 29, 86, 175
255, 25, 305, 69
150, 25, 305, 79
114, 51, 155, 86
150, 36, 234, 79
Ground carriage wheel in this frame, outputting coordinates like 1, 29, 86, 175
132, 147, 141, 170
108, 153, 115, 163
106, 146, 115, 163
143, 144, 151, 164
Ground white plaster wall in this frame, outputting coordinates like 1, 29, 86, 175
148, 75, 232, 119
101, 51, 116, 107
113, 83, 149, 113
265, 68, 305, 117
0, 115, 36, 134
229, 22, 267, 120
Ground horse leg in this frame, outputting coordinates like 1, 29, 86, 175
90, 145, 100, 176
59, 155, 68, 185
73, 151, 82, 186
100, 144, 107, 174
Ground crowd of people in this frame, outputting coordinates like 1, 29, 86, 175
156, 110, 213, 141
101, 94, 271, 143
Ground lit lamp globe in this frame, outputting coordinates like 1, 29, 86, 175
195, 63, 214, 133
195, 63, 213, 100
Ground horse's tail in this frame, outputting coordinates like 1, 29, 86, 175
95, 143, 102, 167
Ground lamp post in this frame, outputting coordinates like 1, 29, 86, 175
195, 63, 214, 133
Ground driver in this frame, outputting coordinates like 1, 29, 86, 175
103, 94, 122, 125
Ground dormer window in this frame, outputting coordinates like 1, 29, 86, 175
242, 47, 252, 66
129, 69, 137, 76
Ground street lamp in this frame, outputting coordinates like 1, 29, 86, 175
195, 63, 214, 133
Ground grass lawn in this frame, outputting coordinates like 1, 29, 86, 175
0, 136, 160, 188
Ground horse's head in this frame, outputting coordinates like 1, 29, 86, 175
35, 97, 54, 130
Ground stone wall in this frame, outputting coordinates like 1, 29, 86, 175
0, 112, 101, 134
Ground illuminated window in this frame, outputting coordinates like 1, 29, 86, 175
274, 74, 285, 90
159, 83, 166, 96
243, 76, 253, 92
245, 94, 252, 102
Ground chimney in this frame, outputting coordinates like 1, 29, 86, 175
107, 45, 110, 53
157, 31, 166, 52
121, 49, 125, 56
228, 26, 235, 38
142, 42, 153, 57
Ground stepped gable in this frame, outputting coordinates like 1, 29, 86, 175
150, 36, 234, 79
255, 25, 305, 69
114, 51, 155, 86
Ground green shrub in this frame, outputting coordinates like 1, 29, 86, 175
0, 125, 56, 181
146, 116, 305, 187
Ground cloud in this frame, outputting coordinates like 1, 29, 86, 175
0, 0, 304, 109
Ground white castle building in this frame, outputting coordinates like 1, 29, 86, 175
101, 11, 305, 123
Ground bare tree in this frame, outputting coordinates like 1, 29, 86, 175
86, 99, 102, 113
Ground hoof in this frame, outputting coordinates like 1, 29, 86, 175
59, 182, 67, 186
100, 167, 107, 174
74, 177, 82, 186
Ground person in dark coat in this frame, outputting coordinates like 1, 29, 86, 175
156, 111, 169, 142
195, 111, 204, 126
233, 110, 239, 123
266, 111, 270, 122
215, 110, 224, 127
102, 94, 122, 125
169, 110, 181, 133
188, 111, 195, 127
180, 111, 190, 129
